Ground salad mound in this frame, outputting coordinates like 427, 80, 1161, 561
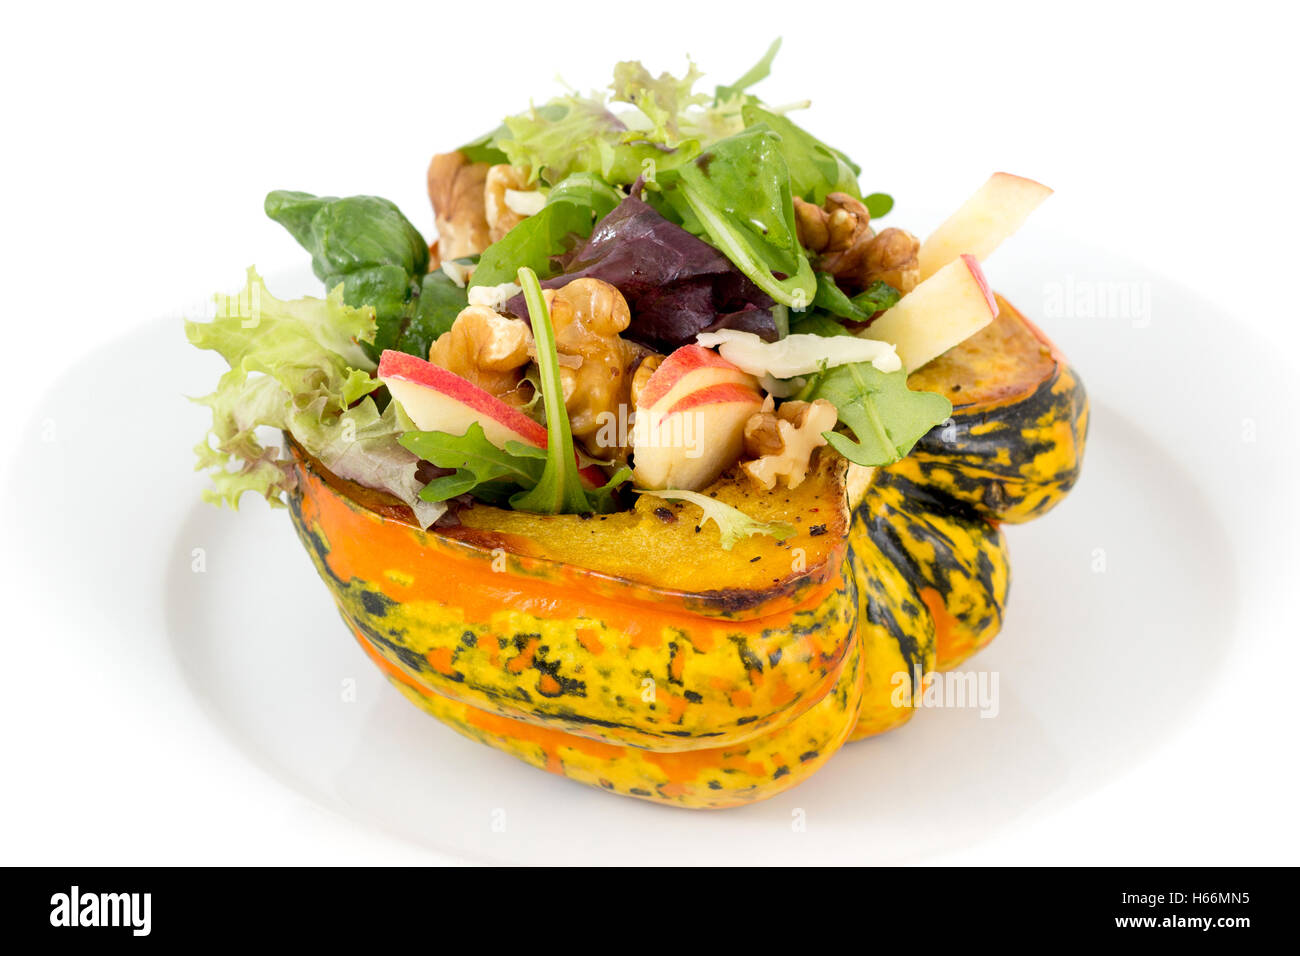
188, 42, 1044, 540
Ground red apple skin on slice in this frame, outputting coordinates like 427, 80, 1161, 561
377, 350, 606, 489
918, 172, 1053, 280
660, 382, 765, 416
631, 351, 763, 492
636, 344, 755, 412
962, 253, 998, 316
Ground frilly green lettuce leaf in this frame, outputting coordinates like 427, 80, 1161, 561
634, 489, 795, 551
610, 59, 707, 145
501, 98, 637, 187
186, 267, 445, 526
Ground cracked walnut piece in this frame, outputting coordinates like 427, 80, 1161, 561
741, 397, 840, 490
543, 278, 637, 457
860, 227, 922, 295
428, 306, 534, 407
427, 152, 492, 264
794, 193, 921, 294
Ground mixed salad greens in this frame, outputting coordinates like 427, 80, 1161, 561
188, 42, 958, 536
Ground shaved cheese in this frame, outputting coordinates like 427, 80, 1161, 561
440, 260, 470, 288
695, 329, 901, 379
504, 189, 547, 217
467, 281, 522, 313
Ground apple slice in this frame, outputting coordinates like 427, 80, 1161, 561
858, 254, 998, 373
635, 344, 756, 413
377, 350, 607, 489
918, 172, 1053, 280
631, 349, 763, 491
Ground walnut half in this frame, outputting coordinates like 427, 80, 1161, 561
427, 151, 492, 263
428, 305, 534, 407
794, 192, 921, 295
543, 278, 637, 459
741, 397, 839, 490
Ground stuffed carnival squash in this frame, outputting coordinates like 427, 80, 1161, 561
281, 294, 1085, 806
188, 45, 1088, 809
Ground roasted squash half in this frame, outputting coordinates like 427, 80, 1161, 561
286, 294, 1087, 807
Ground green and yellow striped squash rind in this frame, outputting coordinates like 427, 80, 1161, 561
288, 456, 858, 753
889, 346, 1089, 525
857, 468, 1010, 674
846, 499, 937, 740
355, 616, 866, 809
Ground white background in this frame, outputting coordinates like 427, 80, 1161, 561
2, 0, 1297, 864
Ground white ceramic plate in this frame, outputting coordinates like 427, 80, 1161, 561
4, 234, 1294, 864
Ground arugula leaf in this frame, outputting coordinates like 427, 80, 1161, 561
470, 174, 622, 288
850, 280, 902, 314
801, 362, 952, 466
508, 266, 597, 514
399, 423, 547, 503
812, 272, 901, 322
635, 489, 796, 551
742, 105, 861, 202
714, 38, 782, 101
586, 466, 634, 514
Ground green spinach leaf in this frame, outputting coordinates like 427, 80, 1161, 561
264, 190, 433, 358
864, 193, 894, 218
459, 126, 511, 165
660, 128, 816, 307
470, 174, 621, 288
741, 106, 861, 202
812, 272, 901, 322
789, 310, 855, 338
398, 270, 469, 357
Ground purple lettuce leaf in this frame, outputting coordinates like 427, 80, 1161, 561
506, 191, 776, 352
